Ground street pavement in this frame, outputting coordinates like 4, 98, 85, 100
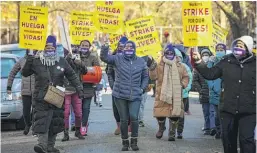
1, 92, 223, 153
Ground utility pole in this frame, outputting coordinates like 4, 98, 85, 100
17, 1, 20, 43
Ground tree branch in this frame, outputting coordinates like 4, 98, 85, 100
155, 2, 165, 13
48, 9, 70, 14
215, 1, 240, 23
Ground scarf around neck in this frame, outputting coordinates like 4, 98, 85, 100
39, 52, 60, 66
160, 56, 182, 117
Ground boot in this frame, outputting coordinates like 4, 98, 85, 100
121, 139, 129, 151
114, 122, 121, 135
23, 125, 31, 135
168, 119, 177, 141
47, 146, 60, 153
61, 129, 69, 142
71, 125, 75, 131
75, 127, 85, 140
130, 137, 139, 151
34, 144, 47, 153
156, 120, 166, 139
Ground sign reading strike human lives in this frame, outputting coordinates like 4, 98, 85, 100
125, 16, 162, 58
19, 6, 48, 50
70, 11, 95, 45
210, 23, 228, 53
182, 1, 213, 46
94, 1, 124, 34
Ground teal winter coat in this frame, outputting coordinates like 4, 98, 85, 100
207, 59, 222, 105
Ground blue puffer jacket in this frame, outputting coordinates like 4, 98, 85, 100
100, 46, 149, 102
207, 59, 222, 105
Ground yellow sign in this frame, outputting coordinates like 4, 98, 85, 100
19, 6, 48, 50
210, 23, 228, 53
70, 11, 95, 45
94, 1, 124, 34
125, 16, 162, 59
109, 31, 127, 51
182, 1, 213, 46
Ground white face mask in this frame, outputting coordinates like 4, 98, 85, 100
202, 56, 209, 63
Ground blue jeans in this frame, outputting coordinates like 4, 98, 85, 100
82, 97, 92, 126
114, 97, 141, 139
202, 103, 210, 129
209, 104, 217, 129
70, 105, 75, 126
139, 93, 147, 121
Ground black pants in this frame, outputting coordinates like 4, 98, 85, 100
22, 95, 32, 127
177, 98, 188, 133
112, 96, 120, 123
220, 112, 256, 153
152, 84, 156, 95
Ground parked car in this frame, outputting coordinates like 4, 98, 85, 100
0, 43, 64, 57
1, 53, 24, 129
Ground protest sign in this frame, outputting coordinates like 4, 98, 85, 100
210, 23, 228, 53
125, 16, 162, 58
57, 16, 72, 53
94, 1, 124, 34
109, 31, 127, 51
19, 6, 48, 50
182, 1, 213, 46
70, 11, 95, 45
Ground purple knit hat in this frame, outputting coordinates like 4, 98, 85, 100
46, 35, 57, 48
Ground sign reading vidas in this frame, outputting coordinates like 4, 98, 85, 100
94, 1, 124, 34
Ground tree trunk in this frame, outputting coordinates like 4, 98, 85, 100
17, 2, 20, 43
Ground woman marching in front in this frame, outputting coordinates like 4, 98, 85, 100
149, 44, 189, 141
101, 40, 149, 151
21, 35, 83, 153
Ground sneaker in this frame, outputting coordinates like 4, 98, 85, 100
204, 129, 211, 135
210, 129, 217, 136
177, 133, 183, 139
139, 121, 145, 127
34, 144, 47, 153
99, 103, 103, 107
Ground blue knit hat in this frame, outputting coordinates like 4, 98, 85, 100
46, 35, 56, 48
118, 36, 128, 45
164, 43, 175, 53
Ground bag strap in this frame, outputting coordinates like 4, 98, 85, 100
46, 66, 53, 85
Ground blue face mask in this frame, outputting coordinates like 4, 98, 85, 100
124, 49, 135, 57
216, 51, 225, 59
80, 48, 89, 54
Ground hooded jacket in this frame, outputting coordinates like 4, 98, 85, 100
174, 44, 193, 71
195, 36, 256, 114
175, 49, 192, 98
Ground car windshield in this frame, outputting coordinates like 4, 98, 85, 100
1, 57, 21, 78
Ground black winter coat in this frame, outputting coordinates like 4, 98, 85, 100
195, 54, 256, 115
192, 69, 209, 104
21, 56, 83, 134
64, 54, 87, 93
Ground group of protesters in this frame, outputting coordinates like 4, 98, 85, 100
6, 32, 256, 153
